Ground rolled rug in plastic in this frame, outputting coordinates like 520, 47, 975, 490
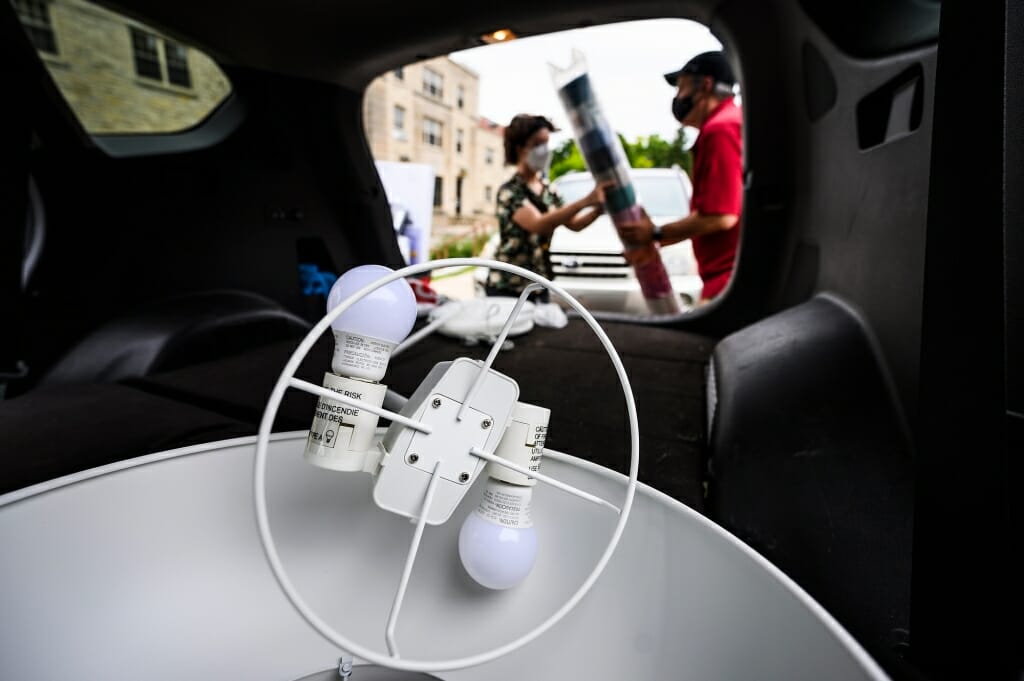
551, 50, 681, 315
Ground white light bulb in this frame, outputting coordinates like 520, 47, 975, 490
459, 480, 537, 590
327, 265, 417, 381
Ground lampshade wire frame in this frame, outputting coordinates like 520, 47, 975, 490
469, 446, 620, 514
287, 377, 432, 434
254, 257, 641, 673
385, 460, 444, 658
456, 282, 542, 422
392, 302, 464, 358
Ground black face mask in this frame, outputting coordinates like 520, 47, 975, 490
672, 94, 695, 123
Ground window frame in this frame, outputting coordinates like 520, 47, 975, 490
164, 41, 191, 88
130, 26, 194, 90
13, 0, 58, 55
422, 68, 444, 99
433, 176, 443, 207
130, 26, 164, 82
422, 117, 443, 147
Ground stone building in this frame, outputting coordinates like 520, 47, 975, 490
363, 58, 507, 227
12, 0, 231, 134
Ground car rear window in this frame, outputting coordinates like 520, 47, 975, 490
12, 0, 231, 135
557, 175, 689, 216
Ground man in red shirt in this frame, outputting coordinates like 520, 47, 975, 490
620, 51, 743, 302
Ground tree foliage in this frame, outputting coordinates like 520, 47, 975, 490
549, 128, 693, 180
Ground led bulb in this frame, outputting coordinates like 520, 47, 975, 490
327, 265, 417, 381
459, 480, 537, 590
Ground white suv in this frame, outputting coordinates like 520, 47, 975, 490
553, 168, 702, 313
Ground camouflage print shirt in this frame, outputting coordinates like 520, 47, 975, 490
488, 174, 564, 294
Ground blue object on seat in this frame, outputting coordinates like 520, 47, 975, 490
299, 263, 338, 298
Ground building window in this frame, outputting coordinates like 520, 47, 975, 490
393, 67, 404, 80
433, 177, 443, 207
422, 117, 443, 147
13, 0, 57, 54
165, 42, 191, 88
485, 147, 495, 165
131, 27, 163, 81
485, 186, 493, 202
130, 27, 194, 89
457, 85, 465, 109
456, 129, 463, 154
422, 68, 443, 99
392, 105, 407, 140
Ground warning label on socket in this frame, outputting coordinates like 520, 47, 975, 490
307, 411, 353, 451
527, 424, 547, 474
475, 486, 533, 529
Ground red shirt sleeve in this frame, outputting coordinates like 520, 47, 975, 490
692, 127, 743, 216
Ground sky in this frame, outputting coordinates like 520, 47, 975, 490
450, 19, 722, 146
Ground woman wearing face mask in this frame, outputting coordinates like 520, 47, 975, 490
486, 114, 606, 299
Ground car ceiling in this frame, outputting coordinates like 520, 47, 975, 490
97, 0, 939, 88
98, 0, 712, 88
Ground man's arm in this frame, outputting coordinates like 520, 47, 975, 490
660, 210, 738, 244
618, 208, 738, 247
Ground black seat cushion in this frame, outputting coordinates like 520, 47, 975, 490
131, 318, 714, 507
3, 318, 713, 505
0, 382, 253, 494
38, 290, 311, 387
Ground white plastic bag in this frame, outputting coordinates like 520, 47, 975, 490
533, 302, 569, 329
430, 297, 535, 341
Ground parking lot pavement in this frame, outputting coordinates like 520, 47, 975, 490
429, 265, 480, 301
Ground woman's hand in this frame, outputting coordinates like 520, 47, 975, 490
586, 181, 613, 208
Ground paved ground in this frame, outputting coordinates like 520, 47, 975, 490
429, 266, 481, 301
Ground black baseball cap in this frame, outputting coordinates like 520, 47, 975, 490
663, 51, 736, 87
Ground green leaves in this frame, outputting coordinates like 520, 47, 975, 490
549, 129, 693, 180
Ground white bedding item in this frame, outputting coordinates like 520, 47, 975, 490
431, 297, 535, 341
533, 302, 569, 328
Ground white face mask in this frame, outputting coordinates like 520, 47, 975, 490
525, 143, 552, 173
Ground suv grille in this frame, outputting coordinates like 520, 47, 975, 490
550, 252, 631, 279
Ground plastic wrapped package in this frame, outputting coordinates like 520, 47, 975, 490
551, 50, 682, 314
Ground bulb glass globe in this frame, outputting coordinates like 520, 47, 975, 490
459, 480, 537, 590
327, 265, 417, 381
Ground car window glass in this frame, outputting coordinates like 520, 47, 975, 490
558, 176, 688, 216
634, 177, 689, 216
12, 0, 232, 135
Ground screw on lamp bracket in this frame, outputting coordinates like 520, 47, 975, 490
338, 655, 354, 678
432, 398, 442, 408
407, 454, 419, 464
459, 472, 470, 483
481, 419, 492, 429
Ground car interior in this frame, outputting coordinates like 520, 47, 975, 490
1, 0, 1018, 679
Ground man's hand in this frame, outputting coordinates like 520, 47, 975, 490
617, 207, 656, 247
